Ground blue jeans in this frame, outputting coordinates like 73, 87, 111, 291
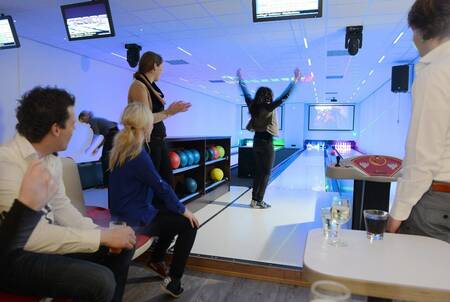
0, 246, 133, 302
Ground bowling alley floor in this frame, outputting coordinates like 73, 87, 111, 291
189, 149, 340, 268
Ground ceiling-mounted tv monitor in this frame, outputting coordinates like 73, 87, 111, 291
0, 15, 20, 49
61, 0, 115, 41
253, 0, 322, 22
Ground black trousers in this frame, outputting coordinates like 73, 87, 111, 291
252, 137, 275, 202
0, 246, 133, 302
145, 138, 174, 209
138, 211, 197, 280
101, 127, 119, 186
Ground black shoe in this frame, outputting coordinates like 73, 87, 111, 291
257, 201, 271, 209
161, 277, 184, 298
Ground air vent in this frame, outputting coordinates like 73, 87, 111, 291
209, 80, 225, 83
327, 50, 349, 57
165, 59, 189, 65
326, 92, 338, 95
326, 75, 344, 79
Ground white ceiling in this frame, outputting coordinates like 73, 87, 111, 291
1, 0, 418, 104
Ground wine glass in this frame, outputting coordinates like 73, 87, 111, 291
329, 199, 351, 247
309, 280, 351, 302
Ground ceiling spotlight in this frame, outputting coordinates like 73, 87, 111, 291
345, 26, 363, 56
125, 43, 142, 68
330, 97, 338, 102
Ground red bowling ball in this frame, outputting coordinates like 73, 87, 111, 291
168, 151, 181, 169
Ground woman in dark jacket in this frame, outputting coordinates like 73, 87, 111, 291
237, 68, 301, 209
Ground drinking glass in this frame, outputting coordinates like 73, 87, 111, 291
109, 220, 126, 254
363, 209, 389, 240
309, 280, 351, 302
320, 207, 333, 238
329, 199, 351, 247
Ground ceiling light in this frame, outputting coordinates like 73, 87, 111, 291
313, 81, 316, 85
393, 32, 404, 45
308, 58, 312, 66
304, 38, 308, 49
378, 55, 385, 64
369, 70, 374, 76
179, 77, 189, 82
207, 64, 217, 70
177, 47, 192, 56
111, 52, 127, 60
362, 80, 366, 85
357, 87, 360, 91
311, 72, 314, 78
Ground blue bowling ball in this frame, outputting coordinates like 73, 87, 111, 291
205, 149, 210, 161
177, 151, 188, 167
185, 150, 195, 166
192, 149, 200, 164
207, 148, 215, 161
184, 177, 197, 193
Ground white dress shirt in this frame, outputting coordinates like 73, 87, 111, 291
391, 40, 450, 220
0, 135, 101, 254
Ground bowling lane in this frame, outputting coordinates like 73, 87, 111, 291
191, 148, 339, 267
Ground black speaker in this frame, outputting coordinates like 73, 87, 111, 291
391, 65, 410, 93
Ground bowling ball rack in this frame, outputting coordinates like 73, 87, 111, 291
167, 136, 231, 204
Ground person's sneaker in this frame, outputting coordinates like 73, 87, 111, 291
250, 199, 259, 208
161, 277, 184, 298
147, 261, 168, 279
257, 201, 271, 209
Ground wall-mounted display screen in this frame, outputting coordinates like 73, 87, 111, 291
253, 0, 322, 22
61, 0, 115, 41
0, 15, 20, 49
308, 105, 355, 131
241, 105, 283, 131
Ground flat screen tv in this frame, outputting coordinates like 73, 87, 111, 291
253, 0, 322, 22
308, 105, 355, 131
241, 105, 283, 131
0, 15, 20, 49
61, 0, 115, 41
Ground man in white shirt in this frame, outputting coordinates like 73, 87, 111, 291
387, 0, 450, 243
0, 87, 136, 301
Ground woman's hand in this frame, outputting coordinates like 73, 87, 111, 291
183, 209, 200, 228
294, 68, 302, 83
236, 68, 243, 81
167, 101, 191, 116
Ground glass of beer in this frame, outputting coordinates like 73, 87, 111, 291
329, 199, 351, 247
363, 210, 388, 240
109, 220, 126, 254
309, 280, 351, 302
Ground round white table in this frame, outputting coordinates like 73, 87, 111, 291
303, 229, 450, 302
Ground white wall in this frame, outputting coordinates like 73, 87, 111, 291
0, 38, 239, 146
237, 102, 305, 148
304, 104, 360, 142
357, 80, 412, 158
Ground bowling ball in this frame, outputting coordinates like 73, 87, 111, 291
191, 149, 200, 164
215, 145, 225, 158
177, 150, 188, 167
168, 151, 180, 169
207, 148, 215, 161
210, 168, 224, 181
205, 149, 210, 161
211, 146, 219, 160
184, 177, 197, 193
330, 150, 336, 156
185, 150, 195, 166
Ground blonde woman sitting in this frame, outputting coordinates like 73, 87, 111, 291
108, 103, 199, 298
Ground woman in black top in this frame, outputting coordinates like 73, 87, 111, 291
237, 68, 301, 209
128, 51, 191, 192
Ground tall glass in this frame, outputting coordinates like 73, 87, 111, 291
321, 207, 333, 238
109, 220, 126, 254
309, 280, 351, 302
329, 199, 351, 247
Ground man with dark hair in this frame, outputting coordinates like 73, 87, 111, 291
387, 0, 450, 243
79, 110, 118, 186
0, 87, 136, 301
